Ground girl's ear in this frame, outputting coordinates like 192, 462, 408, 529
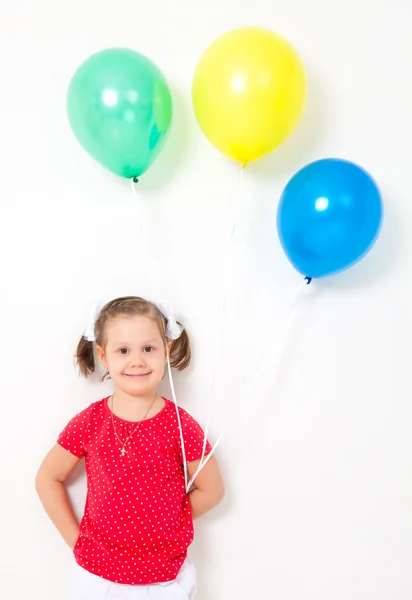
96, 345, 108, 369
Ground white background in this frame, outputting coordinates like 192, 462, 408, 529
1, 1, 412, 599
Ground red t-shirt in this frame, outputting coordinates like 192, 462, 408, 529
57, 397, 211, 584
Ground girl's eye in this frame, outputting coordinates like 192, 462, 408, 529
144, 346, 155, 353
118, 348, 129, 355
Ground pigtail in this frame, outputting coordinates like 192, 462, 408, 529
169, 324, 191, 371
75, 336, 96, 378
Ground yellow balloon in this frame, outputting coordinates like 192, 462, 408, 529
192, 27, 307, 165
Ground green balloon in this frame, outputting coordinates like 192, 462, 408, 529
67, 48, 173, 179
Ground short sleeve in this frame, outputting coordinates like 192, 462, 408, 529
177, 408, 212, 463
57, 406, 92, 458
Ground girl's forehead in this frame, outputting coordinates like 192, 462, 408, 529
105, 315, 163, 339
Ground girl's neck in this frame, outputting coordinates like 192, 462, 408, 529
110, 388, 164, 422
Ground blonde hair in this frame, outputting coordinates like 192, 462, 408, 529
75, 296, 191, 378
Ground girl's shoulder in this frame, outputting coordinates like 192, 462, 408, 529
162, 399, 202, 427
86, 396, 109, 419
58, 397, 108, 451
65, 397, 108, 425
163, 398, 190, 418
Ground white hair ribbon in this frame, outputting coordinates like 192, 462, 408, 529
83, 303, 102, 342
157, 303, 183, 340
83, 301, 183, 343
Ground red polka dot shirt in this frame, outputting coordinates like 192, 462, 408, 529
57, 397, 211, 584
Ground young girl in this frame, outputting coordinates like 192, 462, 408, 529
35, 296, 224, 600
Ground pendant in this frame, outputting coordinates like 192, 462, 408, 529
121, 447, 127, 456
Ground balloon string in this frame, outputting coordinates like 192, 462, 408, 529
232, 164, 245, 238
158, 168, 246, 491
166, 352, 188, 492
215, 163, 246, 393
198, 165, 246, 481
238, 276, 313, 403
130, 178, 143, 235
186, 430, 223, 492
239, 165, 246, 238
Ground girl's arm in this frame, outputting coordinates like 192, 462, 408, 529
35, 444, 82, 548
187, 456, 225, 519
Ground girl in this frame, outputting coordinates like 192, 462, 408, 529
35, 296, 224, 600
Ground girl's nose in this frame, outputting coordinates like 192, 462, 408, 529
129, 352, 146, 368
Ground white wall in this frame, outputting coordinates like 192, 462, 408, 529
1, 0, 412, 598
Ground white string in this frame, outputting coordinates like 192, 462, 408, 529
238, 276, 313, 402
165, 165, 249, 493
130, 178, 143, 235
210, 164, 246, 399
166, 352, 188, 492
186, 431, 223, 492
166, 350, 224, 493
232, 164, 245, 238
186, 168, 244, 487
239, 165, 246, 239
130, 177, 137, 198
165, 167, 247, 494
191, 165, 246, 486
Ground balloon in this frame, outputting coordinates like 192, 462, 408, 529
277, 159, 383, 278
192, 27, 307, 165
67, 48, 173, 179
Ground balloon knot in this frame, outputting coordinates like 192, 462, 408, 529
241, 161, 247, 169
132, 176, 139, 183
304, 276, 312, 285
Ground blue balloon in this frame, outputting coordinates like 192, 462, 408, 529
277, 158, 383, 278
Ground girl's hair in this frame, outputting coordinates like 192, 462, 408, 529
75, 296, 191, 379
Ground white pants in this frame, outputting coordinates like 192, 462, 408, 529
68, 559, 197, 600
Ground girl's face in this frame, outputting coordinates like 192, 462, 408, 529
96, 315, 169, 396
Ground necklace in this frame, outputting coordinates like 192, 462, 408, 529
110, 391, 157, 456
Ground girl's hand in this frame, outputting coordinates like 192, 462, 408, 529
68, 529, 81, 550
